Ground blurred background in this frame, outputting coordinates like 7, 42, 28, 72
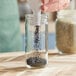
18, 0, 76, 51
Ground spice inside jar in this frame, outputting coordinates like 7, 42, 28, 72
26, 51, 48, 68
56, 10, 76, 54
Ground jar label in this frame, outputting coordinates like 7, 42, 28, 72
34, 12, 41, 26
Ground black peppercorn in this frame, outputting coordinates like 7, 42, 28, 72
26, 57, 47, 67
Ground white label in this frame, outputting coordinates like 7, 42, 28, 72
34, 11, 41, 26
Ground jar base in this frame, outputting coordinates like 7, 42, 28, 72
25, 51, 48, 68
26, 57, 47, 68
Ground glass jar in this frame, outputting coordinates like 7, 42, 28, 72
25, 13, 48, 68
56, 10, 76, 54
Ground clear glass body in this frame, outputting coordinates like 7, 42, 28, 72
56, 10, 76, 54
25, 13, 48, 68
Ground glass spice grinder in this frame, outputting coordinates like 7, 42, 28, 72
25, 0, 48, 68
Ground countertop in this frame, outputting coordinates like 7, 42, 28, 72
0, 50, 76, 76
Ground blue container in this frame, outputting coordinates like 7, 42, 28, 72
0, 0, 22, 52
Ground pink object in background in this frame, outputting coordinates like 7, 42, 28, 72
41, 0, 70, 12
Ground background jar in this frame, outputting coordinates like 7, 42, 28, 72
56, 10, 76, 54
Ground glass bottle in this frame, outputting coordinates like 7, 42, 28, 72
25, 11, 48, 68
56, 10, 76, 54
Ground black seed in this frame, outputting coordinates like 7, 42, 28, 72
26, 57, 47, 67
34, 26, 41, 50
